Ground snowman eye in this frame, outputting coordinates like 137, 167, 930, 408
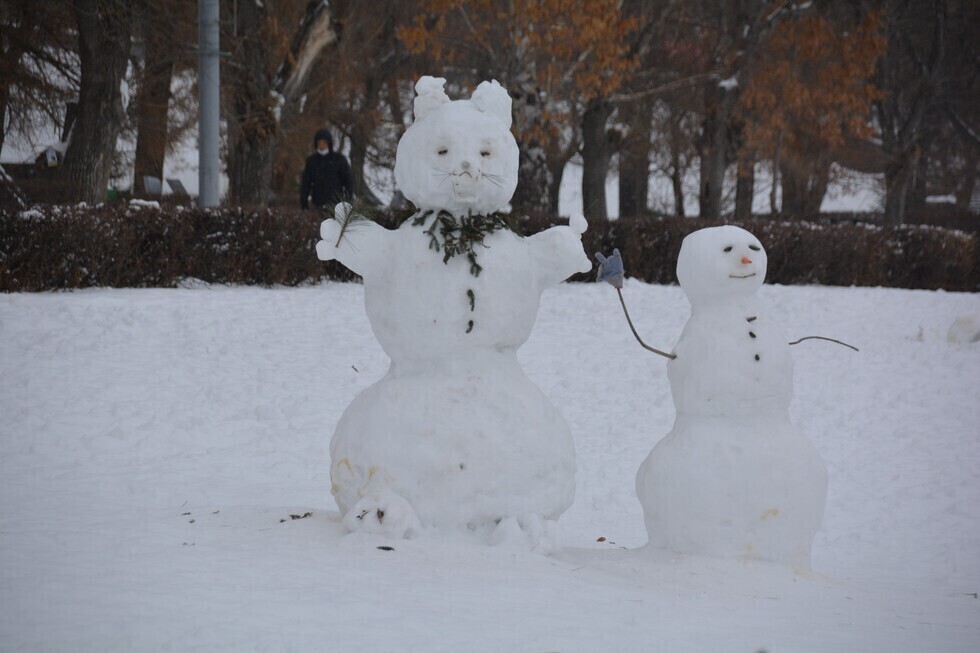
480, 150, 491, 157
437, 148, 448, 156
723, 246, 733, 252
749, 244, 761, 251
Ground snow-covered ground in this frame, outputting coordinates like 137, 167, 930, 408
1, 281, 978, 651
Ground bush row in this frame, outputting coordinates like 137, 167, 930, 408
1, 204, 976, 292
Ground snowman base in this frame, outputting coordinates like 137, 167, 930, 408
340, 487, 560, 552
636, 413, 827, 569
330, 350, 576, 539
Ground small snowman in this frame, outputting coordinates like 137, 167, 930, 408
316, 77, 591, 540
626, 226, 828, 568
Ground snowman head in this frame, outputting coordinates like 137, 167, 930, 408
394, 76, 519, 216
676, 226, 767, 305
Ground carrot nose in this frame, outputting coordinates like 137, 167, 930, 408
741, 256, 752, 264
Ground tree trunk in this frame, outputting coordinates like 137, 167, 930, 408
770, 135, 782, 216
671, 162, 685, 217
510, 79, 552, 214
698, 83, 734, 220
547, 163, 563, 215
780, 161, 803, 217
803, 161, 830, 214
883, 151, 918, 225
225, 0, 274, 205
347, 128, 382, 206
347, 73, 383, 204
0, 88, 8, 158
542, 132, 579, 215
62, 0, 132, 204
954, 147, 979, 210
132, 31, 174, 194
618, 99, 652, 217
511, 142, 552, 214
581, 100, 615, 221
666, 106, 688, 217
734, 151, 754, 220
781, 159, 832, 217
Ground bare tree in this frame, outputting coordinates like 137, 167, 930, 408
874, 0, 947, 225
1, 1, 78, 158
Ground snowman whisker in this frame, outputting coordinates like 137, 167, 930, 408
482, 173, 503, 188
431, 168, 453, 186
431, 170, 453, 188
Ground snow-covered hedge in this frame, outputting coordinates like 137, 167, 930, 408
553, 213, 978, 291
1, 204, 976, 292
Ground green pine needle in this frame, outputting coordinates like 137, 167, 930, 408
413, 209, 514, 278
332, 201, 374, 248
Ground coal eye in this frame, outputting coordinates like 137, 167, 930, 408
749, 244, 761, 251
437, 148, 448, 155
480, 150, 491, 157
723, 246, 733, 252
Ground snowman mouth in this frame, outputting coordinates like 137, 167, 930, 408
729, 273, 756, 279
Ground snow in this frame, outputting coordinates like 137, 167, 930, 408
719, 76, 739, 90
947, 313, 980, 343
128, 198, 160, 209
16, 208, 44, 220
1, 281, 978, 651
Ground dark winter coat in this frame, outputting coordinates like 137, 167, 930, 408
300, 131, 354, 209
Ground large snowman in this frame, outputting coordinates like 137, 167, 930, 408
635, 226, 828, 569
316, 77, 591, 539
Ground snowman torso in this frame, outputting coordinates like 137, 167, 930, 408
669, 299, 794, 418
363, 218, 543, 365
636, 226, 827, 568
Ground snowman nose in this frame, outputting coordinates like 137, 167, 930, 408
461, 160, 471, 170
741, 256, 752, 264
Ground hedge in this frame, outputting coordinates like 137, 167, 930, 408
1, 203, 976, 292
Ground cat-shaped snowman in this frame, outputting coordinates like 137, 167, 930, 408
633, 226, 828, 569
316, 77, 591, 540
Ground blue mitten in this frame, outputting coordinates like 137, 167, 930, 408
594, 248, 624, 289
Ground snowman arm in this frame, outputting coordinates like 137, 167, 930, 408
316, 203, 391, 277
616, 287, 677, 360
788, 335, 859, 352
527, 214, 592, 286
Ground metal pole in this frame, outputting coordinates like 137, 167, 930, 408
198, 0, 220, 207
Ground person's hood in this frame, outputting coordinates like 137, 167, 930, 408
313, 129, 333, 151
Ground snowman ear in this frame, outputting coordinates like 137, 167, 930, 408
471, 80, 512, 129
413, 76, 450, 122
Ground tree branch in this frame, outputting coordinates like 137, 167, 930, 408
609, 71, 723, 104
945, 107, 980, 146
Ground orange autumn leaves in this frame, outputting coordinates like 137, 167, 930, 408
398, 0, 638, 102
738, 11, 886, 167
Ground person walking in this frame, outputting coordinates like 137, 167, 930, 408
300, 129, 354, 210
